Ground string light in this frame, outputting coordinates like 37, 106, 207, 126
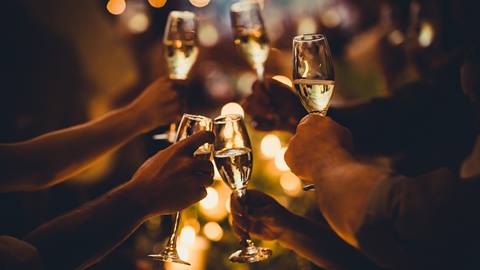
274, 147, 290, 171
148, 0, 167, 8
261, 134, 282, 158
203, 222, 224, 241
106, 0, 126, 15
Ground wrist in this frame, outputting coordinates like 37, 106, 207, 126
310, 149, 356, 183
277, 213, 306, 246
122, 103, 152, 134
118, 180, 152, 221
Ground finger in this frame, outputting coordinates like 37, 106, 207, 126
175, 131, 214, 155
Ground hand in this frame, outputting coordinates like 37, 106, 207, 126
128, 77, 182, 132
285, 115, 354, 182
243, 77, 306, 132
231, 190, 293, 241
125, 131, 214, 216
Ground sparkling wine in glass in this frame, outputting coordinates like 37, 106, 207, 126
148, 114, 212, 265
153, 11, 199, 142
213, 114, 272, 263
293, 33, 335, 190
230, 0, 269, 81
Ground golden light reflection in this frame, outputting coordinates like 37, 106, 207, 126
203, 222, 224, 241
225, 196, 231, 213
274, 147, 290, 171
272, 75, 293, 88
280, 172, 302, 197
200, 187, 219, 210
189, 0, 210, 8
106, 0, 126, 15
260, 134, 282, 158
148, 0, 167, 8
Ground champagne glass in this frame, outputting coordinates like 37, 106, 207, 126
213, 114, 272, 263
293, 33, 335, 191
153, 11, 199, 142
230, 0, 269, 81
149, 114, 212, 265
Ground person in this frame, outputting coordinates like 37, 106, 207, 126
233, 48, 480, 269
0, 130, 214, 270
0, 77, 180, 192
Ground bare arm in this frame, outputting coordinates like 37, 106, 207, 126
25, 131, 214, 270
0, 78, 180, 192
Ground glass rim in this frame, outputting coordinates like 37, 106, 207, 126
230, 0, 261, 12
181, 113, 212, 123
214, 114, 243, 124
169, 10, 196, 19
293, 33, 326, 42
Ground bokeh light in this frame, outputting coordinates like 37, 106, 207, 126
274, 147, 290, 171
106, 0, 126, 15
280, 172, 302, 197
225, 196, 231, 213
203, 222, 224, 241
199, 24, 219, 47
126, 12, 150, 33
148, 0, 167, 8
189, 0, 210, 8
261, 134, 282, 158
200, 187, 219, 210
297, 17, 317, 35
388, 30, 404, 46
221, 102, 245, 117
236, 72, 257, 96
272, 75, 293, 88
321, 8, 341, 28
179, 225, 196, 246
418, 21, 434, 47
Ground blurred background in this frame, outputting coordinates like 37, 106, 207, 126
0, 0, 446, 269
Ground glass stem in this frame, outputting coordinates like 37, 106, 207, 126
235, 188, 254, 248
166, 211, 181, 250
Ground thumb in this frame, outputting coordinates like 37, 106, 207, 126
176, 131, 214, 155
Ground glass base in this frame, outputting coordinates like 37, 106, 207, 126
148, 246, 190, 266
228, 245, 272, 264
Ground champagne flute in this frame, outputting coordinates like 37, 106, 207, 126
153, 11, 199, 142
148, 114, 212, 265
230, 0, 269, 81
213, 114, 272, 263
293, 33, 335, 191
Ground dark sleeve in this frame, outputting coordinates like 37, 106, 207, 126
329, 75, 476, 175
355, 169, 480, 269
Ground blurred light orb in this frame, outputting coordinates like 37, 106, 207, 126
189, 0, 210, 8
297, 17, 317, 35
199, 24, 219, 47
280, 172, 302, 197
106, 0, 126, 15
127, 13, 150, 33
221, 102, 245, 117
321, 8, 341, 28
418, 21, 434, 47
200, 187, 219, 210
179, 226, 196, 246
274, 147, 290, 171
148, 0, 167, 8
388, 30, 404, 46
225, 196, 231, 213
177, 245, 189, 261
261, 134, 282, 158
272, 75, 293, 88
203, 222, 224, 241
237, 72, 257, 96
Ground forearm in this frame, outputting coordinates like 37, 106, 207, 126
25, 181, 147, 270
0, 105, 147, 191
313, 159, 390, 247
278, 214, 379, 270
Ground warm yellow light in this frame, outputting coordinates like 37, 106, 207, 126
297, 17, 317, 35
388, 30, 404, 46
225, 196, 231, 213
106, 0, 126, 15
272, 75, 293, 88
200, 187, 219, 210
177, 245, 189, 261
203, 222, 224, 241
148, 0, 167, 8
189, 0, 210, 8
221, 102, 244, 117
179, 226, 196, 246
261, 134, 282, 158
280, 172, 302, 197
274, 147, 290, 171
199, 24, 219, 47
321, 8, 341, 28
237, 72, 257, 95
127, 13, 150, 33
418, 21, 434, 47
